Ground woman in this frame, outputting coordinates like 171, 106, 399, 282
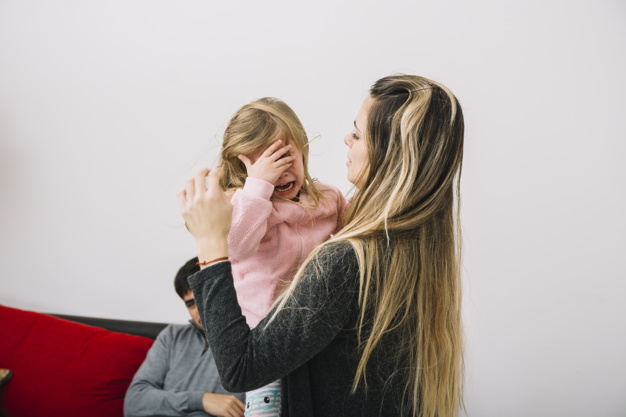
178, 75, 465, 417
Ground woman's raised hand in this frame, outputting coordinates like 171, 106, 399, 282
178, 167, 231, 266
238, 140, 295, 185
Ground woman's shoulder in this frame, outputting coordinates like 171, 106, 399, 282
317, 239, 354, 254
311, 240, 359, 273
295, 240, 361, 299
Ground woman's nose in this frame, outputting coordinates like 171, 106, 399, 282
344, 134, 352, 147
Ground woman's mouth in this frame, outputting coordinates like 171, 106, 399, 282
274, 181, 295, 194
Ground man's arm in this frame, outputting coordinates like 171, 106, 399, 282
124, 326, 205, 416
124, 325, 244, 417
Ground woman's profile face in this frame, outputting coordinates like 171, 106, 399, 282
344, 97, 371, 189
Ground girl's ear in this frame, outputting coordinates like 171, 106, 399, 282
225, 189, 236, 201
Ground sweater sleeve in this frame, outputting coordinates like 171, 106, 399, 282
124, 326, 206, 417
188, 243, 358, 392
227, 177, 274, 260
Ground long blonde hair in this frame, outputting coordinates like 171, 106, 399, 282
218, 97, 323, 205
273, 75, 465, 417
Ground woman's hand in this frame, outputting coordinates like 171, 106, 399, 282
238, 140, 295, 185
178, 167, 231, 267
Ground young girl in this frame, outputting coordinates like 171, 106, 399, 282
217, 97, 346, 415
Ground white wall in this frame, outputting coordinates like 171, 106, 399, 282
1, 1, 624, 415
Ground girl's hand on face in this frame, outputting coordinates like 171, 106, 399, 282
238, 140, 296, 185
178, 167, 231, 260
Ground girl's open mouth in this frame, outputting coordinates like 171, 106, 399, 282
274, 181, 295, 194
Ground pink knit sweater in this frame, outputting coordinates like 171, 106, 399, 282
228, 177, 346, 327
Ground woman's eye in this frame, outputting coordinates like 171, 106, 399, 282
352, 133, 359, 140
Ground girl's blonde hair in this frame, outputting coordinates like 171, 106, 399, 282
273, 75, 465, 417
219, 97, 323, 206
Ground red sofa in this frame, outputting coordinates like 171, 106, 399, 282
0, 305, 167, 417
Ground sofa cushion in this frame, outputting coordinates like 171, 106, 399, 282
0, 305, 154, 417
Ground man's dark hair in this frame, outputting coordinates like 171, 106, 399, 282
174, 257, 200, 299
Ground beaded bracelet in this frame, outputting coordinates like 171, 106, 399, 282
196, 256, 229, 266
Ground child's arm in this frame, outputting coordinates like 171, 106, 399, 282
228, 177, 274, 260
229, 140, 295, 260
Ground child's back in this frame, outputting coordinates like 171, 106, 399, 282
229, 177, 344, 327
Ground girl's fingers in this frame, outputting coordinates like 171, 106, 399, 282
271, 143, 293, 160
275, 156, 296, 170
262, 139, 283, 157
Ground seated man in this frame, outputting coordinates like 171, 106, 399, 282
124, 258, 245, 417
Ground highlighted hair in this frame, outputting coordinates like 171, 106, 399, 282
273, 75, 465, 417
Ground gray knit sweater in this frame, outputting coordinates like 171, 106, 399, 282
188, 242, 408, 417
124, 323, 245, 417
